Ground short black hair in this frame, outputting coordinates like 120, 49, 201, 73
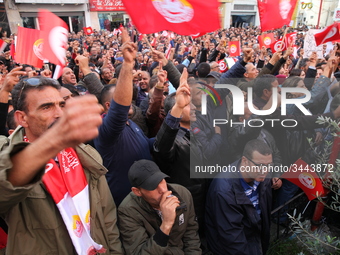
253, 74, 277, 98
197, 63, 211, 78
164, 92, 176, 115
6, 110, 16, 130
100, 84, 116, 106
243, 139, 272, 160
62, 84, 80, 97
12, 77, 61, 112
289, 69, 303, 77
299, 58, 310, 69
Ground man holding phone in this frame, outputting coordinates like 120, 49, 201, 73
118, 159, 201, 255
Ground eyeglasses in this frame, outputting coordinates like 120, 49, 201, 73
16, 77, 59, 110
245, 156, 272, 170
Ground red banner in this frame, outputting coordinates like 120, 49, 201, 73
121, 0, 220, 35
228, 41, 241, 57
258, 33, 275, 48
258, 0, 298, 32
89, 0, 125, 11
285, 32, 297, 47
38, 9, 69, 68
314, 22, 340, 46
281, 159, 325, 201
16, 27, 43, 68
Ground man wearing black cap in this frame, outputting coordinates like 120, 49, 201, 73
118, 159, 201, 255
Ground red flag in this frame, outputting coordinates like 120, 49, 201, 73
270, 39, 287, 53
83, 26, 93, 35
191, 32, 206, 39
328, 133, 340, 166
10, 42, 15, 61
121, 0, 220, 35
0, 39, 7, 53
0, 227, 7, 249
258, 33, 275, 48
285, 32, 297, 47
16, 27, 43, 68
38, 9, 69, 68
228, 41, 241, 57
314, 22, 340, 46
218, 59, 228, 73
258, 0, 298, 31
281, 159, 325, 200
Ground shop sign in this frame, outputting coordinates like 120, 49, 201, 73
89, 0, 126, 11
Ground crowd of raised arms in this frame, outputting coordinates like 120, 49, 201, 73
0, 23, 339, 255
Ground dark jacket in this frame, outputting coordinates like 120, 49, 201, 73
78, 72, 104, 100
153, 114, 207, 231
217, 59, 247, 86
205, 160, 272, 255
191, 110, 223, 167
118, 184, 201, 255
94, 100, 154, 206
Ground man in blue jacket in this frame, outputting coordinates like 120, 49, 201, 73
205, 139, 273, 255
94, 28, 154, 206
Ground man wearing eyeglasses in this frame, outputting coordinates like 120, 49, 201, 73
0, 76, 123, 254
205, 139, 273, 255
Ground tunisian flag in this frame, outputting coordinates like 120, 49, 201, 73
314, 22, 340, 46
258, 0, 298, 32
270, 39, 287, 53
258, 33, 275, 48
121, 0, 220, 35
38, 9, 69, 68
16, 27, 44, 68
83, 26, 93, 35
228, 41, 241, 57
281, 159, 325, 201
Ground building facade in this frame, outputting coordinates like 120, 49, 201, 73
295, 0, 340, 28
1, 0, 339, 35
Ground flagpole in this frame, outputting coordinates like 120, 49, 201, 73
279, 27, 289, 51
143, 35, 154, 52
316, 0, 323, 29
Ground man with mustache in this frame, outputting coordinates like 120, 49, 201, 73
0, 76, 123, 254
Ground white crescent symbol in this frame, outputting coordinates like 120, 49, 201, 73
49, 26, 68, 65
321, 27, 337, 44
45, 163, 53, 173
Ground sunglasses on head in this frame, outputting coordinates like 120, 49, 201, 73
17, 77, 59, 109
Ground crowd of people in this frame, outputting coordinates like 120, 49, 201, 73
0, 23, 339, 255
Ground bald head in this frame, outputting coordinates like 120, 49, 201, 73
62, 67, 77, 85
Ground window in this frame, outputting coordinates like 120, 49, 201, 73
22, 17, 36, 29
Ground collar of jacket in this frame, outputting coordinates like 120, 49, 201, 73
226, 159, 257, 206
10, 126, 108, 179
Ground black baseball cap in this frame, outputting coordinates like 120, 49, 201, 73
128, 160, 169, 190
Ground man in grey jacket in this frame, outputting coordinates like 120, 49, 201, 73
118, 159, 201, 255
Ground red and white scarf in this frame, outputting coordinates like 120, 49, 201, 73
24, 137, 106, 254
